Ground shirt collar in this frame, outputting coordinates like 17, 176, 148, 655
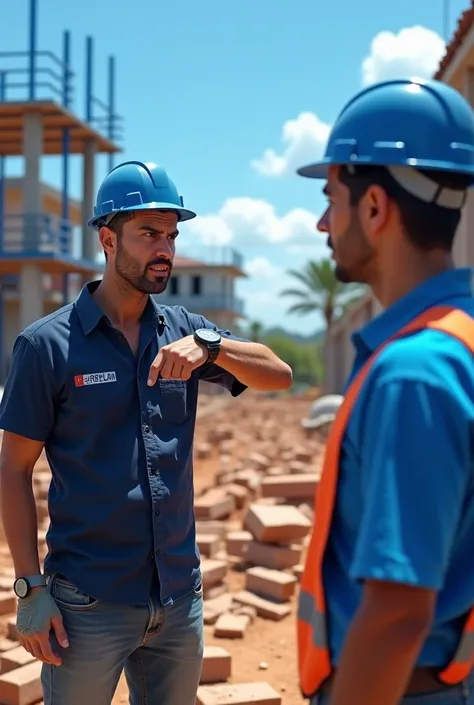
74, 281, 168, 335
353, 267, 474, 354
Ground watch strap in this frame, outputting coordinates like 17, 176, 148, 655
206, 344, 220, 364
26, 574, 47, 588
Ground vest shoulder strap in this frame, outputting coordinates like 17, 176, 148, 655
331, 306, 474, 447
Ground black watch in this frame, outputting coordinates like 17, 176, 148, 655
13, 574, 47, 599
194, 329, 221, 364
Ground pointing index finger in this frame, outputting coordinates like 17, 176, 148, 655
148, 349, 164, 386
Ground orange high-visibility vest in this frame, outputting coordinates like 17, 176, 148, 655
298, 305, 474, 699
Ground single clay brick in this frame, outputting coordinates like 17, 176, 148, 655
0, 577, 14, 591
195, 491, 235, 520
203, 593, 234, 625
245, 567, 297, 603
197, 534, 220, 558
6, 617, 17, 642
260, 474, 318, 500
195, 520, 227, 539
243, 504, 311, 544
232, 591, 291, 621
35, 500, 49, 521
204, 584, 227, 600
245, 541, 302, 569
200, 646, 232, 684
213, 613, 250, 638
0, 593, 16, 616
226, 531, 253, 558
0, 660, 43, 705
292, 564, 304, 580
201, 559, 227, 589
1, 647, 36, 674
196, 681, 281, 705
0, 640, 19, 653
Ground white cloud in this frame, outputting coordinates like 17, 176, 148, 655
251, 112, 331, 178
251, 25, 446, 179
244, 256, 281, 279
361, 26, 446, 86
186, 196, 320, 246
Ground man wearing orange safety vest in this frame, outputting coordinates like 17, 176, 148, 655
296, 77, 474, 705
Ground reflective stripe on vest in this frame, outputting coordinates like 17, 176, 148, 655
297, 305, 474, 698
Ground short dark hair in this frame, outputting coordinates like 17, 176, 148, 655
102, 211, 135, 261
338, 165, 471, 252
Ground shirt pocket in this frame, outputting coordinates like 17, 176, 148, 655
157, 379, 190, 424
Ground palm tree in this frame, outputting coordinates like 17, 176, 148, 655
281, 258, 365, 390
249, 321, 263, 343
281, 258, 363, 330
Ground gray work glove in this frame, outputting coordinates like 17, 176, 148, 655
16, 588, 69, 666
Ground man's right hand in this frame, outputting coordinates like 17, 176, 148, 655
16, 587, 69, 665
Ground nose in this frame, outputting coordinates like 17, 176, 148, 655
317, 206, 330, 233
154, 238, 174, 260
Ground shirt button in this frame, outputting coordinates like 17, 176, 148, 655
154, 509, 160, 516
155, 549, 161, 556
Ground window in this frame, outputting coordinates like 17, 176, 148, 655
192, 275, 202, 296
169, 276, 179, 296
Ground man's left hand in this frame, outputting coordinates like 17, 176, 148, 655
148, 335, 209, 384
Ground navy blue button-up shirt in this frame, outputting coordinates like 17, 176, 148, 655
0, 282, 247, 606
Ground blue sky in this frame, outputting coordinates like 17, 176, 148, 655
2, 0, 471, 333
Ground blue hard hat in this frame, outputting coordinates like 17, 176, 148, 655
88, 161, 197, 229
297, 78, 474, 181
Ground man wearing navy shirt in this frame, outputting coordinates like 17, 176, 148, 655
0, 161, 292, 705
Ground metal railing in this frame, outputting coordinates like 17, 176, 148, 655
0, 213, 72, 256
0, 40, 123, 144
178, 246, 244, 271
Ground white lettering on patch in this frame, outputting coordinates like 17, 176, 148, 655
74, 371, 117, 387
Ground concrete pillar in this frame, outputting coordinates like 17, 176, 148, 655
461, 69, 474, 266
20, 265, 43, 329
81, 140, 97, 262
80, 140, 97, 287
23, 111, 42, 250
21, 111, 43, 329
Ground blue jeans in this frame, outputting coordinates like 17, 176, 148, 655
310, 671, 474, 705
41, 574, 204, 705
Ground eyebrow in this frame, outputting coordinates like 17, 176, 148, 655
138, 226, 179, 237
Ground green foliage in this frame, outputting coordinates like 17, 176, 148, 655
281, 258, 365, 328
264, 333, 323, 387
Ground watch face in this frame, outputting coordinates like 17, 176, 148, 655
197, 329, 220, 344
14, 578, 28, 598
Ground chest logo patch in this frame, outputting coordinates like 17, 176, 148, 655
74, 371, 117, 387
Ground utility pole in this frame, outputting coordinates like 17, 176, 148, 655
443, 0, 450, 42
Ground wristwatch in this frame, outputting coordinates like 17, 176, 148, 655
13, 574, 47, 599
193, 329, 221, 364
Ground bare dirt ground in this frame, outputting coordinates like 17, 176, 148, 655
0, 388, 322, 705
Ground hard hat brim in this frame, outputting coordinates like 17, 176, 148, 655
297, 158, 474, 181
88, 202, 197, 229
301, 413, 337, 430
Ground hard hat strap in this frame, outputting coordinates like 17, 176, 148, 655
387, 166, 466, 210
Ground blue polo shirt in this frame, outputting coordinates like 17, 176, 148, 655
325, 267, 474, 668
0, 281, 247, 606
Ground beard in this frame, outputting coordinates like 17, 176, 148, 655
328, 212, 373, 284
115, 241, 172, 295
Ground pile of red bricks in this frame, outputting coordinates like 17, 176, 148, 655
0, 392, 324, 705
192, 395, 323, 705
